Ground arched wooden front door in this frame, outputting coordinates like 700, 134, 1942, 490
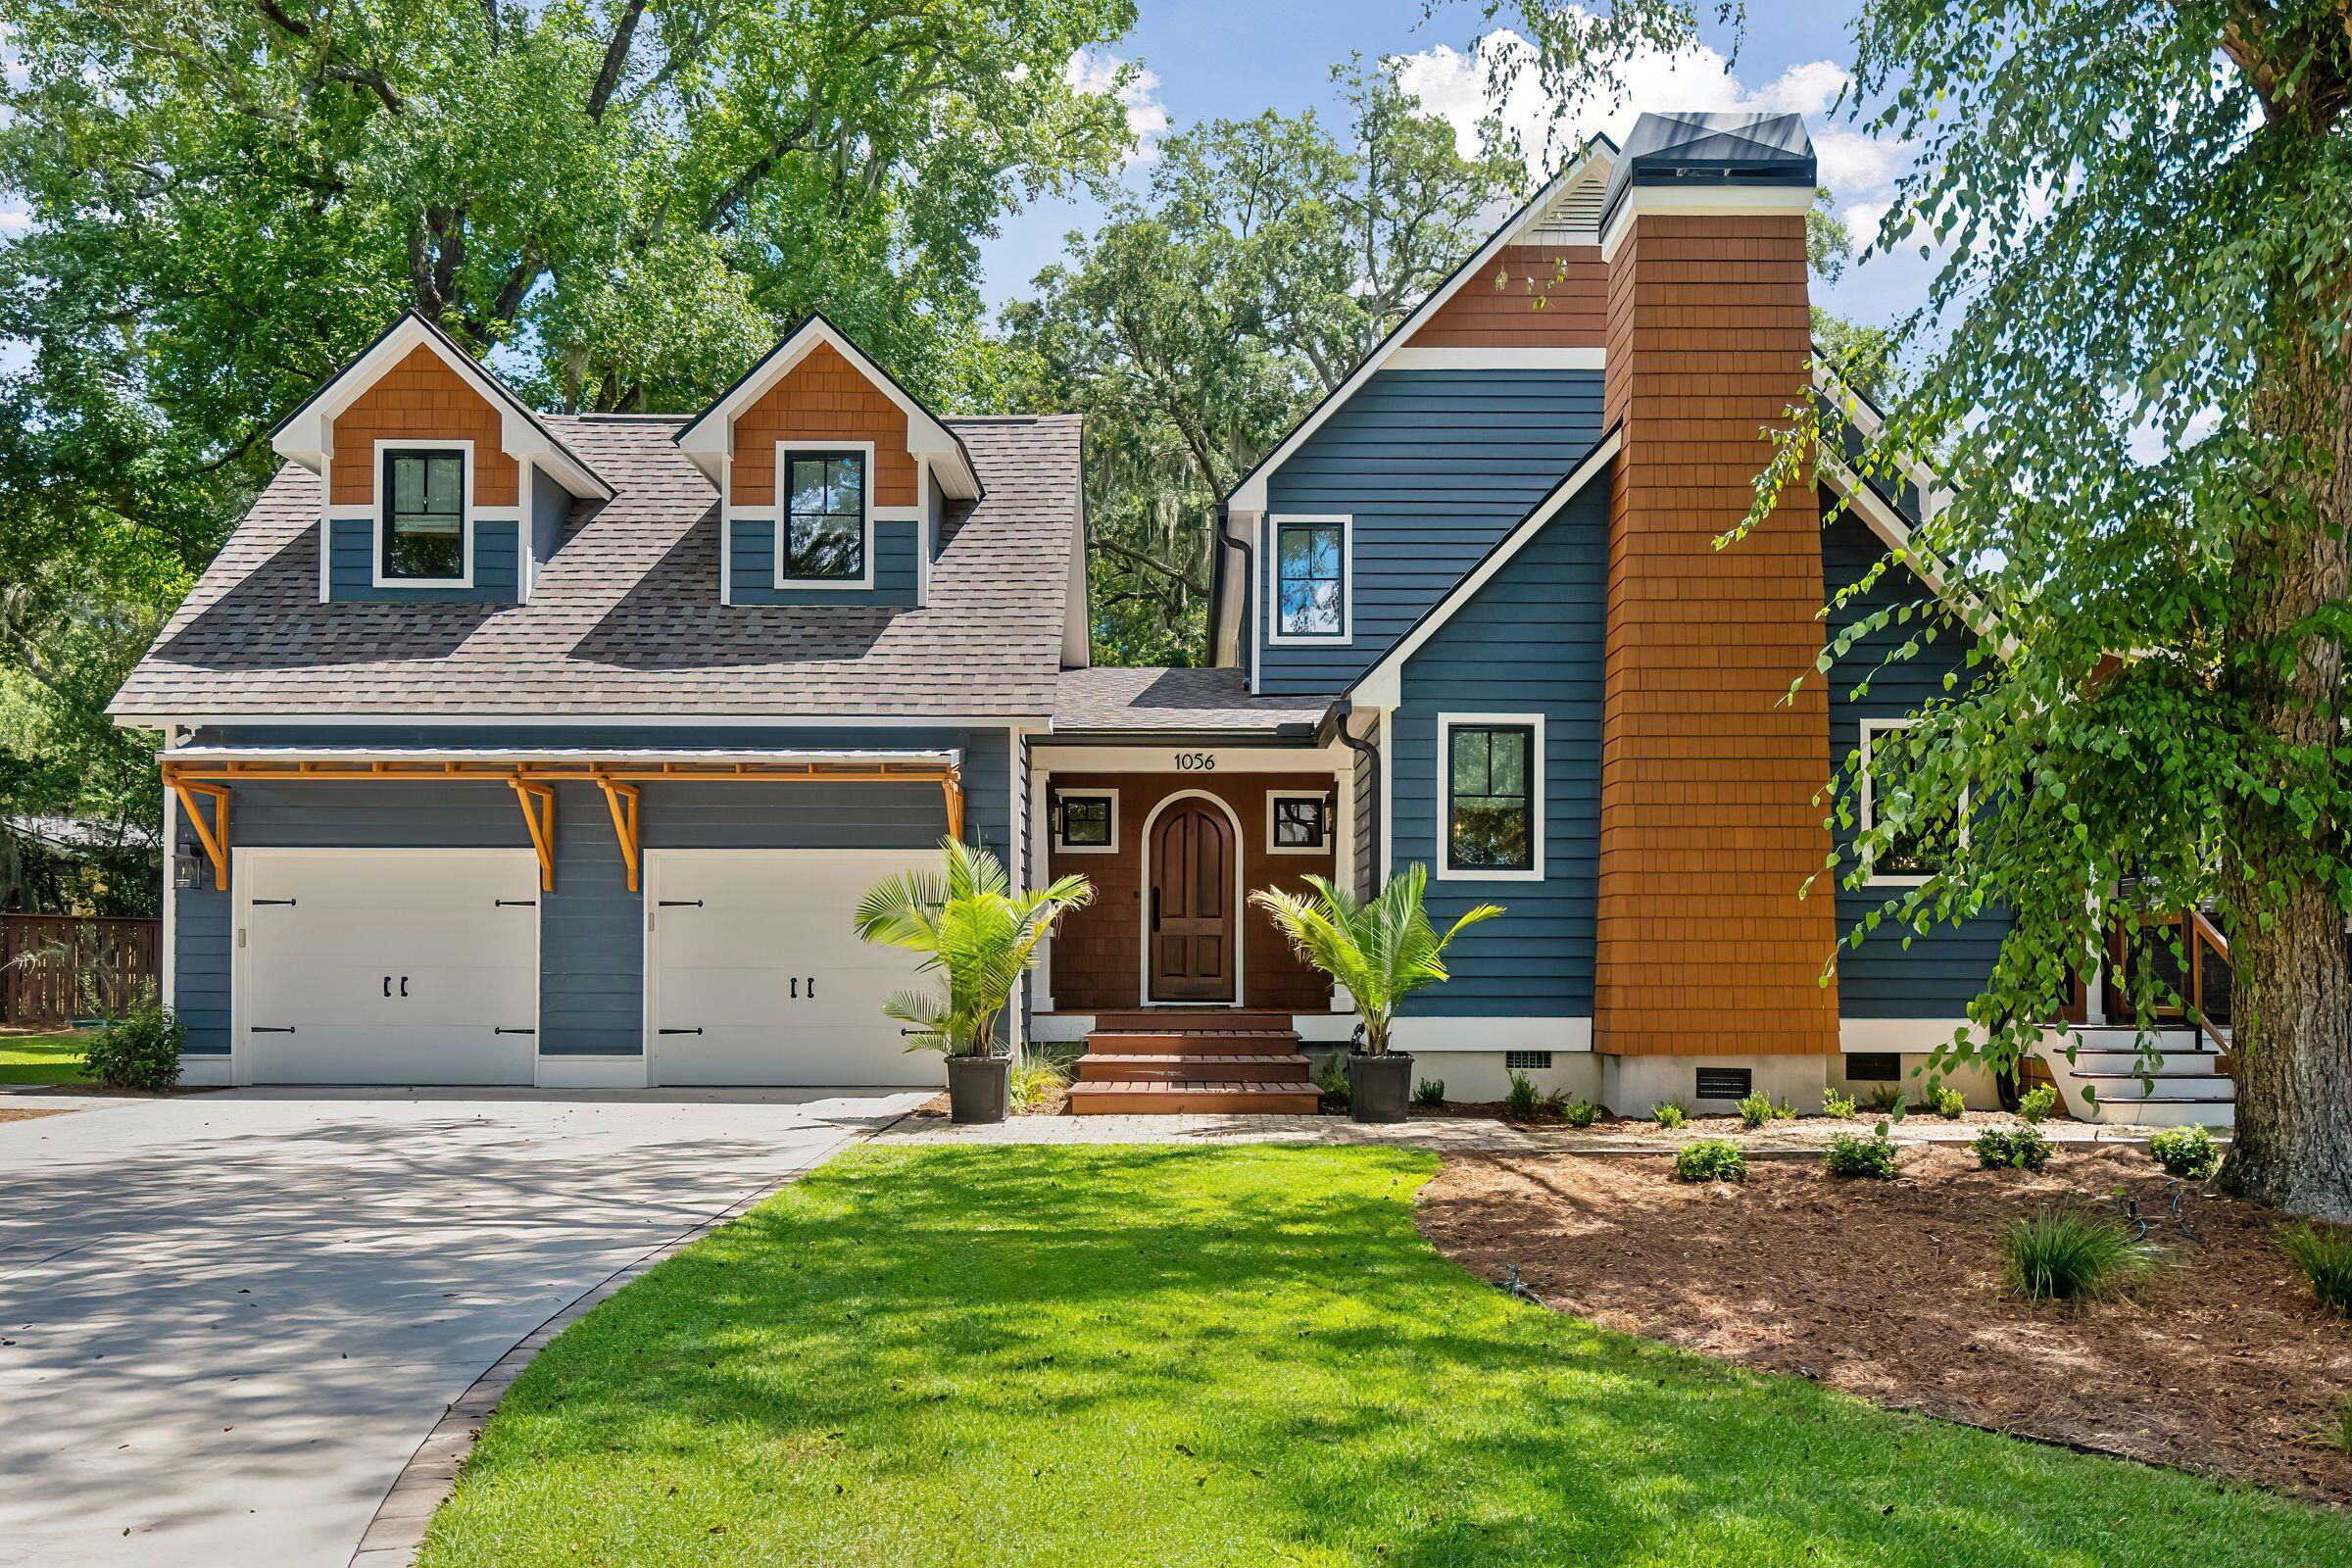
1149, 798, 1237, 1002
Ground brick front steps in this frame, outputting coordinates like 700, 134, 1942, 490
1067, 1011, 1321, 1115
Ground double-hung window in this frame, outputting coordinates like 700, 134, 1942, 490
1441, 716, 1542, 878
782, 450, 867, 582
381, 450, 466, 581
1273, 515, 1348, 640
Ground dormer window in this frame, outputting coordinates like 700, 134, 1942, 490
382, 448, 466, 582
782, 448, 869, 584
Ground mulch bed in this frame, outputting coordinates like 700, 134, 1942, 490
1417, 1146, 2352, 1505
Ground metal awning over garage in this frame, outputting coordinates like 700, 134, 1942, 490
158, 745, 964, 894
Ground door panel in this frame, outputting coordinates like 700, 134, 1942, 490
648, 850, 941, 1087
241, 851, 539, 1085
1150, 801, 1236, 1002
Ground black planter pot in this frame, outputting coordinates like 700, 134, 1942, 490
946, 1054, 1010, 1124
1348, 1051, 1413, 1124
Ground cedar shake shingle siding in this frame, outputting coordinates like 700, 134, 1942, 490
328, 348, 518, 508
1592, 212, 1840, 1057
728, 341, 919, 508
1404, 245, 1607, 351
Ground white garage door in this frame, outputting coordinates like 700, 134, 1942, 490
239, 850, 540, 1085
647, 850, 942, 1087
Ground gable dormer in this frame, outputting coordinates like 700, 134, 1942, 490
270, 313, 611, 606
673, 315, 980, 609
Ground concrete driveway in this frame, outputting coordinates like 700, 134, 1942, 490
0, 1087, 927, 1568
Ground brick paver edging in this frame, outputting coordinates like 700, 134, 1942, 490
348, 1110, 918, 1567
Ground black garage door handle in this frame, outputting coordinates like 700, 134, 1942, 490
494, 1027, 535, 1036
252, 1026, 296, 1034
658, 900, 703, 907
659, 1027, 704, 1035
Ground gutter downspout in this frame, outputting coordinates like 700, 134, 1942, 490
1212, 503, 1252, 688
1334, 699, 1379, 895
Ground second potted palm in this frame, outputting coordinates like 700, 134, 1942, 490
1251, 864, 1500, 1123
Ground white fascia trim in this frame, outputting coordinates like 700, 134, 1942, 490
717, 452, 733, 607
1387, 347, 1604, 371
123, 711, 1056, 730
1350, 430, 1619, 709
271, 314, 609, 499
1263, 514, 1353, 647
1856, 716, 1969, 889
773, 439, 877, 591
1435, 711, 1546, 883
1818, 457, 2018, 662
1265, 788, 1335, 857
1022, 742, 1349, 773
1391, 1015, 1592, 1053
1815, 363, 1950, 519
1049, 786, 1120, 856
1228, 144, 1615, 513
673, 317, 977, 497
1598, 180, 1818, 264
368, 438, 476, 590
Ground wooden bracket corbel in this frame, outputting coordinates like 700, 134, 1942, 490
510, 778, 558, 892
594, 775, 641, 893
942, 767, 965, 842
171, 778, 232, 890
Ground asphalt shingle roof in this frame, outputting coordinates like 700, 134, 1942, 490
1051, 666, 1332, 735
111, 413, 1082, 722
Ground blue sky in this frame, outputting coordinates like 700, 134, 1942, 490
984, 0, 1935, 332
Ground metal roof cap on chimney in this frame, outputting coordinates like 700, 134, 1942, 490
1599, 111, 1818, 234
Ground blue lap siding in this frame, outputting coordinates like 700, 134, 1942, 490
1259, 368, 1604, 695
1822, 507, 2009, 1017
1386, 471, 1609, 1017
169, 725, 1011, 1059
325, 516, 521, 603
727, 517, 918, 607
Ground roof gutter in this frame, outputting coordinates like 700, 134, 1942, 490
1212, 503, 1252, 685
1334, 700, 1378, 888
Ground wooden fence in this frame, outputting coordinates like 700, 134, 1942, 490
1, 913, 162, 1027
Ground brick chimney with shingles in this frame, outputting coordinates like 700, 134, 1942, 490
1592, 113, 1839, 1059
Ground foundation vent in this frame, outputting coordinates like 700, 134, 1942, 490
1505, 1051, 1554, 1071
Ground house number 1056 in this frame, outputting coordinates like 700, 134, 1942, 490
1173, 753, 1217, 771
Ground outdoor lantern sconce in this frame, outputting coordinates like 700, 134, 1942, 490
173, 843, 206, 891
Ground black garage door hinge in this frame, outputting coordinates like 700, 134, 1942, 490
658, 899, 703, 907
658, 1026, 705, 1035
252, 898, 298, 906
494, 1027, 536, 1035
250, 1025, 296, 1034
495, 899, 537, 907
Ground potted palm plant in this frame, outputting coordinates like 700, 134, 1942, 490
1251, 864, 1500, 1123
852, 837, 1092, 1124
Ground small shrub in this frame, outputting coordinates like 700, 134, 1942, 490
1974, 1126, 2053, 1173
1008, 1053, 1072, 1112
2148, 1124, 2221, 1181
81, 1005, 183, 1093
1931, 1082, 1967, 1119
1537, 1088, 1572, 1121
2002, 1207, 2155, 1300
1861, 1082, 1906, 1114
1561, 1097, 1603, 1129
1825, 1131, 1897, 1180
1674, 1139, 1747, 1184
1822, 1087, 1858, 1119
1314, 1056, 1350, 1113
1413, 1077, 1446, 1109
1651, 1100, 1688, 1130
2017, 1083, 2059, 1124
2280, 1224, 2352, 1314
1738, 1091, 1773, 1129
1503, 1071, 1542, 1119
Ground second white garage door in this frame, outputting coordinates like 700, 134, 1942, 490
645, 849, 942, 1087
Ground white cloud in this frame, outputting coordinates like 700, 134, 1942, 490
1393, 28, 1911, 220
0, 205, 29, 238
1065, 49, 1168, 165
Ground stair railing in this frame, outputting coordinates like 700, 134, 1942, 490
2184, 907, 2232, 1063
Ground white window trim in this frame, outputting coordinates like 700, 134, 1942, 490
774, 439, 877, 591
370, 438, 478, 589
1857, 717, 1967, 887
1265, 513, 1352, 646
1051, 787, 1119, 856
1437, 711, 1545, 883
1266, 789, 1333, 857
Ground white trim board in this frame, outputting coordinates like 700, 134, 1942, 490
1390, 1016, 1592, 1053
1435, 712, 1546, 884
1350, 430, 1619, 708
1598, 180, 1818, 264
1386, 347, 1604, 371
1225, 141, 1615, 514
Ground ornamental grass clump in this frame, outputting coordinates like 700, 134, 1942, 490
2002, 1208, 2155, 1300
1413, 1077, 1446, 1109
2279, 1224, 2352, 1314
1825, 1131, 1898, 1180
1674, 1139, 1747, 1184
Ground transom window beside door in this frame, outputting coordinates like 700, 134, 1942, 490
381, 450, 466, 580
1274, 517, 1347, 638
1443, 720, 1540, 877
783, 451, 867, 580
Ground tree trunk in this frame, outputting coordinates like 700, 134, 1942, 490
2220, 323, 2352, 1218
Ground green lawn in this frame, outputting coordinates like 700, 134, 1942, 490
0, 1031, 88, 1085
420, 1146, 2352, 1568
